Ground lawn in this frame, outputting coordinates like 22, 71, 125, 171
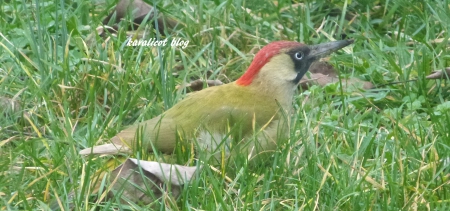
1, 0, 450, 210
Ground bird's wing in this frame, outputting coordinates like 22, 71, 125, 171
79, 115, 178, 155
110, 115, 178, 154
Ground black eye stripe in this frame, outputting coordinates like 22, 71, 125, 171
287, 46, 313, 84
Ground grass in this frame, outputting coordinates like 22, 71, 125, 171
1, 0, 450, 210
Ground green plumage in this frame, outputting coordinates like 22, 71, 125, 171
109, 82, 288, 161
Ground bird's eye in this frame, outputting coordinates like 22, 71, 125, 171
294, 51, 304, 60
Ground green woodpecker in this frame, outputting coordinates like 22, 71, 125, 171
80, 39, 353, 162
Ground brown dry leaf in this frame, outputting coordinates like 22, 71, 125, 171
426, 67, 450, 80
107, 158, 198, 206
102, 0, 178, 36
176, 79, 224, 92
300, 61, 374, 90
309, 61, 338, 77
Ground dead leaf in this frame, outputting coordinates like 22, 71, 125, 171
426, 67, 450, 79
0, 96, 21, 114
300, 61, 374, 90
102, 0, 178, 36
108, 158, 198, 206
309, 61, 337, 77
176, 79, 224, 92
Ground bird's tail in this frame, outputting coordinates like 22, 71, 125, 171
79, 143, 131, 155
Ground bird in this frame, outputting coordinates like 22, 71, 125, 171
80, 39, 354, 164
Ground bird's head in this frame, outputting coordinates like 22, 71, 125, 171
236, 40, 354, 88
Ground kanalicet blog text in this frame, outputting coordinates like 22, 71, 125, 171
125, 37, 189, 49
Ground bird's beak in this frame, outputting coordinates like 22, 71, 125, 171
309, 39, 354, 59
